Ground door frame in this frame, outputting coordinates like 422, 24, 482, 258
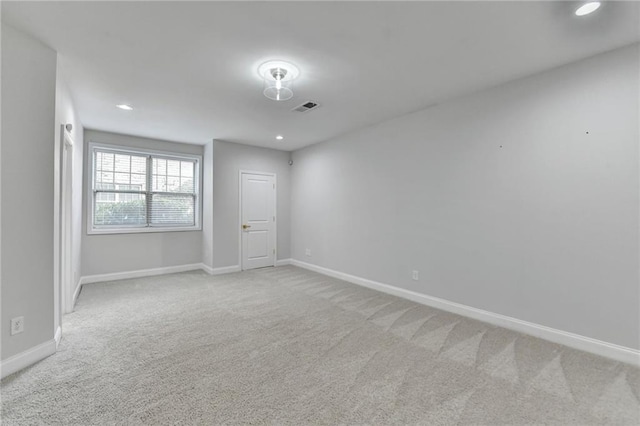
238, 170, 277, 270
61, 129, 74, 314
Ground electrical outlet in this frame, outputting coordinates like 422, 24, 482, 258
305, 248, 312, 257
412, 270, 419, 281
10, 316, 24, 335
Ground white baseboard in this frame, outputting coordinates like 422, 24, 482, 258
290, 259, 640, 366
200, 263, 215, 274
1, 339, 57, 379
71, 279, 82, 309
80, 263, 244, 285
80, 263, 205, 285
201, 264, 241, 275
202, 260, 290, 275
203, 262, 291, 274
54, 326, 62, 349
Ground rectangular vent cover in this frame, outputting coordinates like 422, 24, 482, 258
292, 101, 319, 113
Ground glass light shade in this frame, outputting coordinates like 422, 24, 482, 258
575, 2, 601, 16
263, 67, 294, 101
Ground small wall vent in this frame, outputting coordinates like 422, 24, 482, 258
292, 101, 319, 113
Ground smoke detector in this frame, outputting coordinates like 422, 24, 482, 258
292, 101, 319, 113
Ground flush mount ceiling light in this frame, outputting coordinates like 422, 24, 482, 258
258, 60, 299, 101
276, 135, 284, 140
575, 2, 601, 16
116, 104, 133, 110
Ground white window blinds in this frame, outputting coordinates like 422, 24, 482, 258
150, 157, 196, 226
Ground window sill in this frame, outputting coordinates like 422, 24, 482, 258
88, 226, 202, 235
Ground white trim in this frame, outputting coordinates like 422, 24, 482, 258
239, 170, 277, 271
52, 125, 64, 356
61, 130, 74, 314
86, 141, 203, 235
80, 263, 204, 285
202, 264, 242, 275
200, 264, 215, 274
88, 226, 202, 235
71, 278, 82, 309
290, 259, 640, 366
54, 326, 62, 349
1, 339, 57, 379
276, 258, 292, 266
79, 263, 244, 285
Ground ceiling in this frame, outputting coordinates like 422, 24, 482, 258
2, 1, 639, 151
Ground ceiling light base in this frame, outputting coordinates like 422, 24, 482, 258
259, 60, 299, 102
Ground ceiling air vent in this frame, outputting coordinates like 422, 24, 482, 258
292, 101, 319, 113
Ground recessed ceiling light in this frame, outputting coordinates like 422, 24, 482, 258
116, 104, 133, 110
276, 135, 284, 140
575, 2, 601, 16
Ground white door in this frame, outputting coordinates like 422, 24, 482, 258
241, 172, 276, 270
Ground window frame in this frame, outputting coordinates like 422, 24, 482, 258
87, 142, 202, 235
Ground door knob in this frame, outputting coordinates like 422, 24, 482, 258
242, 224, 251, 230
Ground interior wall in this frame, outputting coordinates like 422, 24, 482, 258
54, 69, 84, 319
1, 24, 57, 360
291, 44, 640, 349
201, 141, 214, 269
211, 140, 291, 268
81, 130, 204, 277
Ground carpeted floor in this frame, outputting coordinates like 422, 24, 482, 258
1, 265, 639, 425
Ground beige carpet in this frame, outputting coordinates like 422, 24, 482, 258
1, 265, 639, 425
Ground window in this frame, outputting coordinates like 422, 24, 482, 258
88, 143, 201, 234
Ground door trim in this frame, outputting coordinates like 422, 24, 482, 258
61, 129, 74, 314
54, 124, 74, 340
238, 170, 277, 270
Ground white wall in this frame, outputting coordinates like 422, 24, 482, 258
202, 141, 214, 269
54, 69, 84, 321
81, 130, 204, 277
1, 25, 57, 360
291, 44, 640, 350
211, 140, 291, 268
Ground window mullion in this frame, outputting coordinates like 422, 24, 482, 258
146, 155, 152, 227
